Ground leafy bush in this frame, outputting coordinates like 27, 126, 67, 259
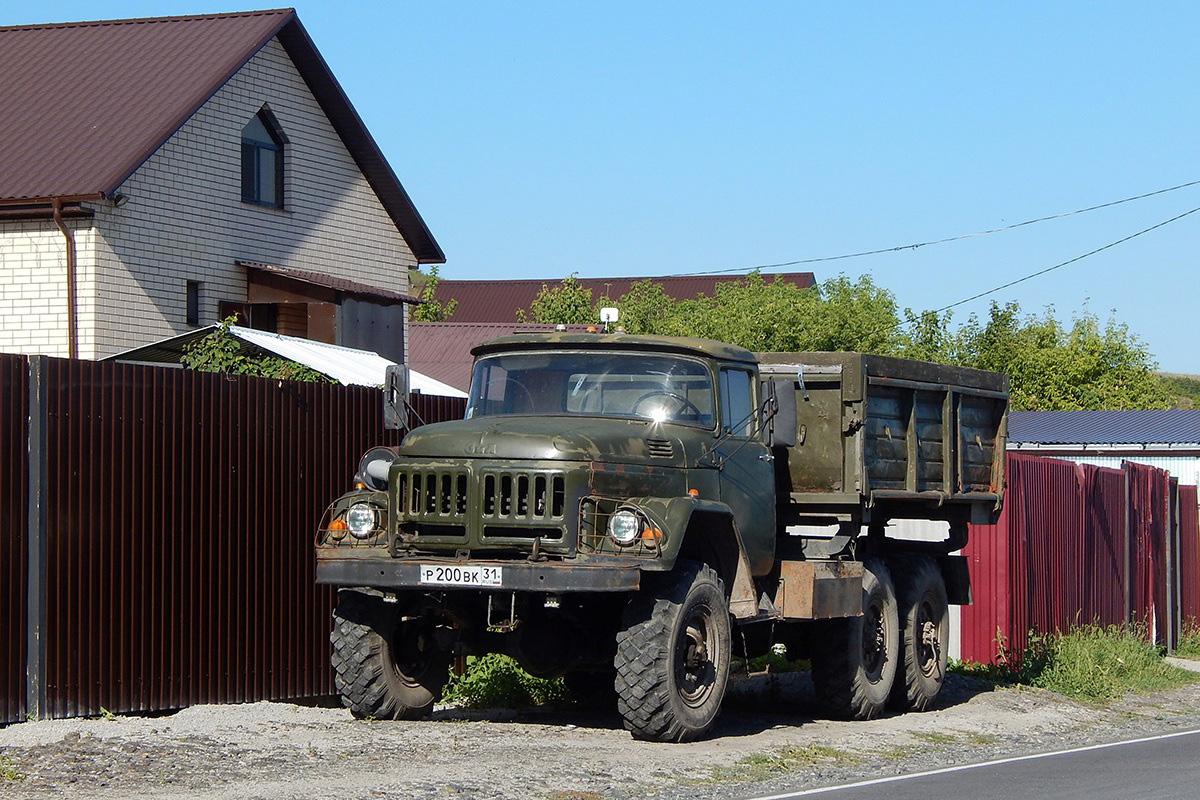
181, 316, 333, 383
441, 654, 570, 709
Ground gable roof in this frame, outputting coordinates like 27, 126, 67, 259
0, 9, 444, 263
240, 261, 419, 304
1008, 410, 1200, 446
430, 272, 817, 323
409, 322, 591, 391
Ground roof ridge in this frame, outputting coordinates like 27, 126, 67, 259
0, 8, 293, 34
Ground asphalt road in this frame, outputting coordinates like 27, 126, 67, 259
741, 728, 1200, 800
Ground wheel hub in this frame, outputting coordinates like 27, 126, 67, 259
676, 607, 717, 707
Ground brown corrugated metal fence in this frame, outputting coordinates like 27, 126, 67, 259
4, 355, 464, 722
1, 353, 29, 724
961, 452, 1199, 665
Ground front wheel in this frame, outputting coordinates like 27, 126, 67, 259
614, 561, 731, 742
330, 593, 451, 720
810, 558, 899, 720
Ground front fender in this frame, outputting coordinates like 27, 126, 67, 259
625, 495, 759, 618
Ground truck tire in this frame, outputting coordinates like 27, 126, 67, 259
811, 557, 899, 720
330, 597, 450, 720
890, 555, 949, 711
614, 560, 731, 742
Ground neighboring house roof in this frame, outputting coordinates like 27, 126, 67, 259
409, 322, 592, 391
429, 272, 817, 323
0, 9, 443, 263
240, 262, 419, 304
1008, 410, 1200, 446
105, 324, 466, 396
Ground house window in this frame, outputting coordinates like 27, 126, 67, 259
186, 281, 202, 326
241, 110, 285, 207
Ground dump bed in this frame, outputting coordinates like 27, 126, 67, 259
757, 352, 1008, 525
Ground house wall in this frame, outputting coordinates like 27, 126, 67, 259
0, 36, 417, 359
0, 219, 91, 356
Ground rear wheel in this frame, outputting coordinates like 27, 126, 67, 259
811, 558, 899, 719
614, 561, 731, 742
330, 593, 450, 720
890, 556, 949, 711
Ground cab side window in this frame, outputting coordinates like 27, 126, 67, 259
719, 367, 754, 436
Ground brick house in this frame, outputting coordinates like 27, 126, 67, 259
0, 9, 442, 362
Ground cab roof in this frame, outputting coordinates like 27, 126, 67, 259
470, 332, 758, 365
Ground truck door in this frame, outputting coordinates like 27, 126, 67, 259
714, 366, 776, 575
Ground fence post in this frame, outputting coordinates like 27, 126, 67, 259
1168, 478, 1180, 651
25, 355, 48, 719
1123, 462, 1133, 626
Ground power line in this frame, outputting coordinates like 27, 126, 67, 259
871, 204, 1200, 344
928, 204, 1200, 316
664, 178, 1200, 278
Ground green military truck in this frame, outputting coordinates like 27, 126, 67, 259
316, 332, 1007, 742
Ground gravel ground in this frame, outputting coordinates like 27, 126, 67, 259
2, 662, 1200, 800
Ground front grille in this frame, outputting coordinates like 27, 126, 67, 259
394, 464, 569, 547
481, 471, 565, 521
399, 469, 468, 518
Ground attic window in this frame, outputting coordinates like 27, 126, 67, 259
241, 110, 285, 208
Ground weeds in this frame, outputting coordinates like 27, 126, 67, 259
0, 758, 24, 781
709, 745, 860, 782
546, 791, 606, 800
1174, 619, 1200, 659
950, 623, 1200, 703
441, 654, 570, 709
733, 643, 809, 675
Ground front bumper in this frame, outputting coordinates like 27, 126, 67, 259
317, 552, 642, 592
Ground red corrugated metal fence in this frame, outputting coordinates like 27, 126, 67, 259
961, 452, 1198, 664
1182, 484, 1200, 624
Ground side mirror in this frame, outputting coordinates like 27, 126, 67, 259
383, 364, 410, 430
767, 379, 797, 448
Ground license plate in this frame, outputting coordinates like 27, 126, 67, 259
419, 564, 503, 587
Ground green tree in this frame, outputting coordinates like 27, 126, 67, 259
517, 274, 596, 324
411, 265, 458, 322
1162, 374, 1200, 409
951, 303, 1170, 411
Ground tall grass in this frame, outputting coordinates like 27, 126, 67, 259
951, 623, 1200, 702
1174, 619, 1200, 659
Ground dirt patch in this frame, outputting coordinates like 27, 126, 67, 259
3, 672, 1200, 800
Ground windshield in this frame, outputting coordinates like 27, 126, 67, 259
467, 351, 715, 427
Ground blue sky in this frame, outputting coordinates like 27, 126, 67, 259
7, 2, 1200, 373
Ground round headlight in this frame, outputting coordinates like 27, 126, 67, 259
346, 503, 377, 539
608, 510, 642, 546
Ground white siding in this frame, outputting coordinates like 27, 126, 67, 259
1034, 455, 1200, 488
0, 36, 418, 359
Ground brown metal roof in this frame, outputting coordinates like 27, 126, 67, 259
431, 272, 816, 323
0, 9, 444, 263
409, 322, 589, 391
240, 261, 419, 304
